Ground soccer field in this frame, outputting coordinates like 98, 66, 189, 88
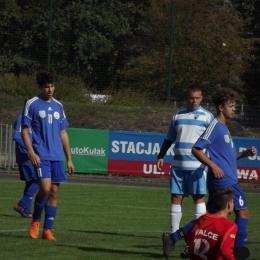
0, 178, 259, 260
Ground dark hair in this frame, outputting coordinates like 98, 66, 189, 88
212, 188, 233, 211
187, 84, 202, 94
212, 88, 237, 109
36, 71, 56, 86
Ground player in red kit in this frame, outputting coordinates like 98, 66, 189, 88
185, 189, 237, 259
162, 188, 250, 260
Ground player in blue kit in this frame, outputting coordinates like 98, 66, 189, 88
191, 88, 257, 252
13, 107, 39, 218
157, 84, 214, 258
21, 71, 74, 240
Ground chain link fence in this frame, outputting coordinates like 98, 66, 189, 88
0, 124, 16, 170
0, 1, 259, 131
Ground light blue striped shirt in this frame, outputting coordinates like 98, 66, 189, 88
166, 106, 214, 170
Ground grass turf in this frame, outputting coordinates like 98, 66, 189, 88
0, 178, 259, 259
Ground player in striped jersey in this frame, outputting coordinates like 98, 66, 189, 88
157, 84, 214, 258
21, 71, 74, 240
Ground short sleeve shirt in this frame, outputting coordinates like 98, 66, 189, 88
22, 96, 69, 161
193, 118, 237, 190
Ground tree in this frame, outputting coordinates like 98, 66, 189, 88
232, 0, 260, 106
118, 0, 257, 102
0, 0, 149, 91
0, 0, 258, 103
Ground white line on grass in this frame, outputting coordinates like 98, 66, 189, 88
59, 202, 169, 211
0, 227, 259, 235
0, 228, 32, 233
63, 181, 167, 190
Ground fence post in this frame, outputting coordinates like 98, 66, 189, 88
167, 0, 174, 105
7, 124, 13, 170
47, 0, 54, 71
240, 104, 244, 124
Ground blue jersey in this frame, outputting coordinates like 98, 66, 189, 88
22, 96, 69, 161
13, 114, 32, 164
166, 106, 213, 170
193, 118, 238, 190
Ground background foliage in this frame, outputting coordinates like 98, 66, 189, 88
0, 0, 259, 125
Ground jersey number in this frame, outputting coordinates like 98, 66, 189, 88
193, 238, 210, 260
239, 196, 244, 206
48, 114, 53, 124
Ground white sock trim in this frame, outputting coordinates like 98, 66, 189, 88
194, 202, 206, 219
170, 204, 182, 232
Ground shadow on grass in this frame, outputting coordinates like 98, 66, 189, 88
57, 244, 164, 259
134, 244, 162, 250
247, 241, 260, 245
0, 233, 27, 239
0, 213, 22, 218
66, 228, 159, 239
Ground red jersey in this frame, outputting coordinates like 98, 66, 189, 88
185, 213, 237, 260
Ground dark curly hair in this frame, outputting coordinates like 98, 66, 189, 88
212, 88, 237, 110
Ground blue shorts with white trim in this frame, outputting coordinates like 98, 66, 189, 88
36, 160, 67, 183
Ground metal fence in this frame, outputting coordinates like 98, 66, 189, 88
0, 101, 259, 171
0, 124, 17, 170
171, 102, 260, 129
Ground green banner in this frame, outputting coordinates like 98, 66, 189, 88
66, 128, 109, 174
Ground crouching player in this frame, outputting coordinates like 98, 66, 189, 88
162, 188, 250, 260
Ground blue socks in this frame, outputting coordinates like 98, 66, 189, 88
33, 196, 48, 221
235, 217, 248, 247
44, 205, 57, 230
18, 181, 39, 213
32, 197, 58, 231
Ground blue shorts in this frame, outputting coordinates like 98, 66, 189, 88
36, 160, 67, 183
169, 167, 207, 196
18, 161, 38, 181
207, 183, 248, 212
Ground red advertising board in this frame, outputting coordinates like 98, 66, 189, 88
237, 166, 260, 183
108, 160, 170, 178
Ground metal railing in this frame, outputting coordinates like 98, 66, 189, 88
0, 124, 17, 170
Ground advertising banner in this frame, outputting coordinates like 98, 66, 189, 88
108, 159, 171, 177
108, 130, 173, 177
65, 128, 260, 183
234, 137, 260, 183
107, 131, 260, 182
66, 128, 109, 174
108, 131, 169, 162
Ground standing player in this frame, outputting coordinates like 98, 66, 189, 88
162, 188, 250, 260
13, 104, 39, 218
191, 88, 256, 252
157, 84, 214, 258
21, 71, 74, 240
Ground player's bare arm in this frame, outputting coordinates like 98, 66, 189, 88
21, 126, 41, 167
236, 146, 257, 160
157, 158, 163, 171
192, 147, 224, 178
61, 129, 74, 174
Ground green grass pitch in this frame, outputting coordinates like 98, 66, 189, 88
0, 178, 259, 260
